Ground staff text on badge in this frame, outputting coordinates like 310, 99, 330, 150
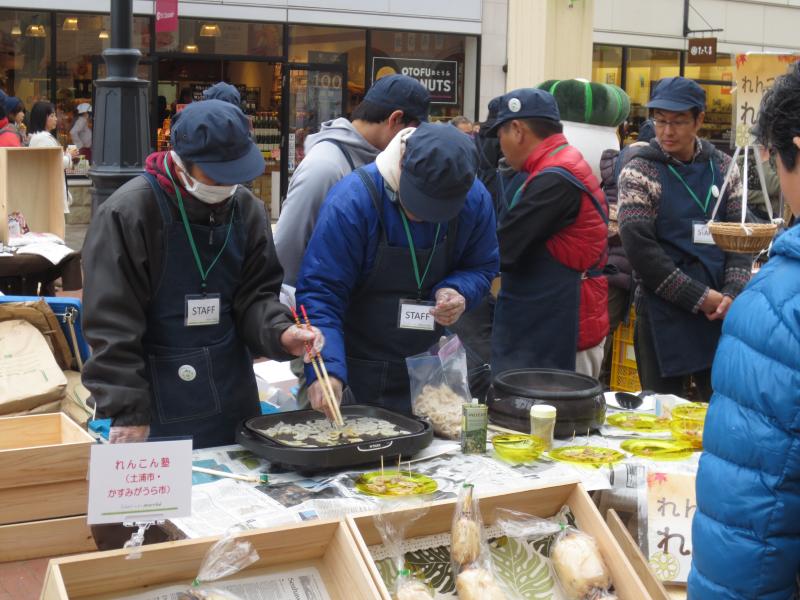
693, 222, 715, 245
398, 299, 436, 331
185, 294, 221, 326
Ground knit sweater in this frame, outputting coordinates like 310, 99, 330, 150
618, 138, 751, 313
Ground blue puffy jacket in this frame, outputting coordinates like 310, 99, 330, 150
295, 163, 499, 386
689, 223, 800, 600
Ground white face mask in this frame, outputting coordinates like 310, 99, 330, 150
171, 151, 237, 204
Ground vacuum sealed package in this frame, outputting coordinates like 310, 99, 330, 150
450, 483, 508, 600
178, 531, 260, 600
373, 499, 433, 600
406, 335, 471, 439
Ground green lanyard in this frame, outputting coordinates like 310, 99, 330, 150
163, 154, 236, 292
398, 208, 441, 296
667, 160, 715, 215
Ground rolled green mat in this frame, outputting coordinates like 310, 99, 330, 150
538, 79, 631, 127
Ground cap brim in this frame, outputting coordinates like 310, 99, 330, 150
485, 117, 511, 138
399, 171, 466, 223
195, 142, 265, 185
646, 99, 700, 112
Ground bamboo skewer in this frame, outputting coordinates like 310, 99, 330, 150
290, 307, 342, 427
300, 305, 345, 427
191, 466, 268, 484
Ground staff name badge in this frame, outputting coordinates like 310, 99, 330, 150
692, 221, 715, 245
185, 294, 221, 326
398, 299, 436, 331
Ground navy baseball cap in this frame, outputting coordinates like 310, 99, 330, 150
647, 77, 706, 112
365, 74, 430, 122
202, 82, 241, 106
399, 122, 478, 223
487, 88, 561, 136
171, 100, 264, 185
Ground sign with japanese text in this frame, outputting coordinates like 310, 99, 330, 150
372, 57, 458, 104
734, 53, 800, 146
645, 471, 696, 583
87, 440, 192, 525
687, 38, 717, 64
155, 0, 178, 33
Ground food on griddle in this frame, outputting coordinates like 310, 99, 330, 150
551, 530, 612, 599
455, 567, 507, 600
259, 417, 409, 448
413, 384, 464, 439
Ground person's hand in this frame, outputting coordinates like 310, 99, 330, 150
308, 377, 343, 420
280, 324, 324, 362
706, 295, 733, 321
109, 425, 150, 444
700, 289, 724, 315
431, 288, 466, 327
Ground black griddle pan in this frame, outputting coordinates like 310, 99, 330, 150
236, 405, 433, 471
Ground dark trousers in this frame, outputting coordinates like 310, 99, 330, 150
600, 284, 631, 386
634, 305, 713, 402
448, 295, 495, 370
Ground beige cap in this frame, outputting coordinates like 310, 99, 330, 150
530, 404, 557, 418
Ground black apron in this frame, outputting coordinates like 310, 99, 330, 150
642, 159, 726, 378
142, 173, 260, 448
343, 167, 457, 414
492, 166, 608, 375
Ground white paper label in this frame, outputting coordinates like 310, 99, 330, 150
693, 222, 715, 245
185, 295, 220, 326
87, 440, 193, 525
398, 300, 436, 331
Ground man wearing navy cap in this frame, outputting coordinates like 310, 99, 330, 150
295, 123, 499, 415
618, 77, 750, 401
489, 88, 609, 377
82, 100, 322, 448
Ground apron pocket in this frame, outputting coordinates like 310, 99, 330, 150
149, 349, 221, 424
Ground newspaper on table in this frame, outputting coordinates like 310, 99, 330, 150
115, 569, 331, 600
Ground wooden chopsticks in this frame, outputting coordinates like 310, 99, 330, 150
291, 305, 344, 428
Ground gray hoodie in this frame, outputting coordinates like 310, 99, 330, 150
274, 117, 380, 286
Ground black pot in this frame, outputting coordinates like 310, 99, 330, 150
488, 368, 606, 438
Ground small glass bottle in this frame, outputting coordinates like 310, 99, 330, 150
530, 404, 557, 449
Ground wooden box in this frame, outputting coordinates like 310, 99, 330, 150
348, 481, 652, 600
0, 413, 95, 561
42, 519, 381, 600
0, 147, 66, 243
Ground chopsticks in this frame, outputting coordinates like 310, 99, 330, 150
290, 305, 344, 428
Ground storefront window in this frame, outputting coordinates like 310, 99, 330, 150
685, 53, 734, 148
55, 13, 150, 145
625, 47, 681, 140
156, 18, 283, 58
592, 45, 623, 86
0, 10, 51, 110
371, 30, 469, 121
289, 25, 366, 111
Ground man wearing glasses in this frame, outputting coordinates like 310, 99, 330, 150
618, 77, 751, 401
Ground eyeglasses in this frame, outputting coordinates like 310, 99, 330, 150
653, 118, 695, 130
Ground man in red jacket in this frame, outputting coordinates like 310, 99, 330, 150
489, 88, 609, 377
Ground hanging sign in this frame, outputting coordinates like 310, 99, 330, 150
645, 471, 696, 584
372, 57, 458, 105
687, 38, 717, 64
87, 439, 193, 525
155, 0, 179, 33
734, 53, 800, 145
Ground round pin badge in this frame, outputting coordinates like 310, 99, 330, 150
178, 365, 197, 382
711, 185, 720, 198
508, 98, 522, 113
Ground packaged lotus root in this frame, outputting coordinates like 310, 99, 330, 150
177, 530, 259, 599
551, 527, 614, 600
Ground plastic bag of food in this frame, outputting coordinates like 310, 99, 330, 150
451, 483, 508, 600
373, 499, 433, 599
177, 529, 260, 599
406, 335, 471, 439
551, 526, 613, 600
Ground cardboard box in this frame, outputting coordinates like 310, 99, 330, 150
0, 413, 95, 561
42, 519, 381, 600
348, 481, 651, 600
0, 147, 66, 243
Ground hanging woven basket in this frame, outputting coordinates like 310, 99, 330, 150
707, 221, 777, 254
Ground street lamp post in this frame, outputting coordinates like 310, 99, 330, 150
88, 0, 150, 214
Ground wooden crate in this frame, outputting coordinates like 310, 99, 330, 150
0, 413, 95, 561
0, 147, 66, 243
42, 519, 381, 600
348, 481, 651, 600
